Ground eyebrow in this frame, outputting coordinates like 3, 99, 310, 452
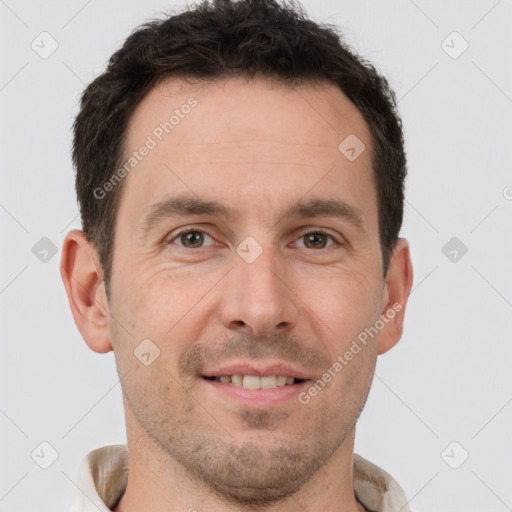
139, 194, 365, 236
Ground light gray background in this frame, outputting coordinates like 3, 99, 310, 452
1, 1, 511, 511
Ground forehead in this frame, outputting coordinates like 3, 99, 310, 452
118, 75, 376, 231
124, 75, 372, 162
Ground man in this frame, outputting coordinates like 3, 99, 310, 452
61, 0, 414, 510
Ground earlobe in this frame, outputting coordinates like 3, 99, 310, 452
60, 230, 113, 354
377, 238, 414, 355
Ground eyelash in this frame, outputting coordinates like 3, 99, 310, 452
166, 226, 343, 251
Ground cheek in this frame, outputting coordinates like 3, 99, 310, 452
302, 268, 382, 344
114, 265, 212, 356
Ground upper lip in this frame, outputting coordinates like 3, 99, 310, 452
201, 361, 310, 380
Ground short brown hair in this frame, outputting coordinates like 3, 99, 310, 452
72, 0, 407, 296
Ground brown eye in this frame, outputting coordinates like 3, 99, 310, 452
170, 230, 215, 249
180, 231, 204, 248
300, 232, 332, 249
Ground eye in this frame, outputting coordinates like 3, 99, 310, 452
166, 228, 341, 251
168, 229, 216, 249
294, 231, 337, 250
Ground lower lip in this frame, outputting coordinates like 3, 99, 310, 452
201, 378, 310, 407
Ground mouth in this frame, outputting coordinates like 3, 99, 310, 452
200, 362, 311, 407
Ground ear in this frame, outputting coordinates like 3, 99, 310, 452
377, 237, 413, 355
60, 229, 113, 353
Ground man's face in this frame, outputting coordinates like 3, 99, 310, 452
108, 76, 387, 504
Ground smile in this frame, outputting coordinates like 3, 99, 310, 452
202, 374, 304, 389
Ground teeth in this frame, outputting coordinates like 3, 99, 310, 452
232, 374, 243, 387
276, 375, 288, 387
260, 376, 277, 389
211, 375, 299, 389
243, 375, 260, 389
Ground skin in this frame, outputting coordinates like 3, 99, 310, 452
61, 75, 413, 512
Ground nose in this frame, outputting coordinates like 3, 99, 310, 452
220, 246, 300, 337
